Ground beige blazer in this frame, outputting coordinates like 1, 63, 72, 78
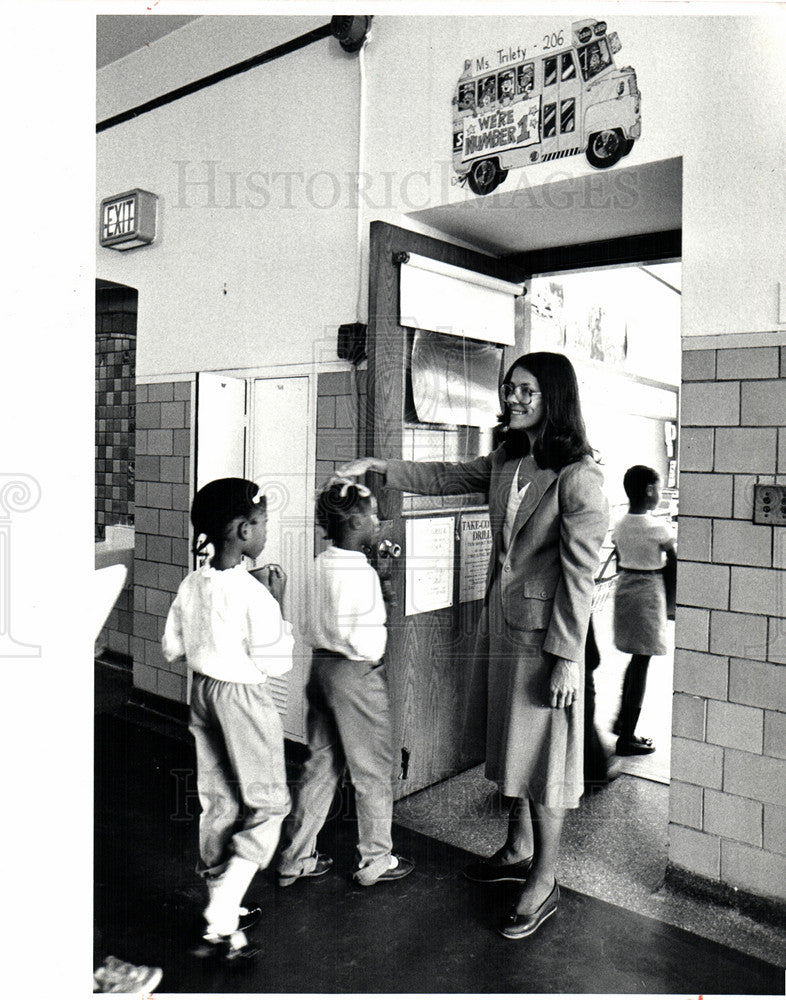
386, 448, 609, 662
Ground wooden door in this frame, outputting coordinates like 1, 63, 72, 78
367, 222, 526, 798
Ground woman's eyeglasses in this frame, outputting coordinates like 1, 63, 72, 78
499, 383, 542, 404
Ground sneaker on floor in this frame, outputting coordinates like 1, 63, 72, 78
354, 853, 415, 886
190, 929, 258, 963
277, 852, 334, 888
93, 956, 163, 993
237, 906, 263, 931
616, 734, 656, 756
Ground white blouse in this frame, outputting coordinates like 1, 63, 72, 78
162, 563, 294, 684
502, 459, 530, 554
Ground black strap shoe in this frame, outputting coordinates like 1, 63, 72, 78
499, 881, 560, 939
463, 854, 533, 883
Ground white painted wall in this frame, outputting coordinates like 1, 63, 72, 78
357, 14, 786, 340
98, 13, 786, 373
97, 15, 361, 376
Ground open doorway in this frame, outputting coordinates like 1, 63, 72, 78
385, 230, 685, 920
526, 259, 681, 785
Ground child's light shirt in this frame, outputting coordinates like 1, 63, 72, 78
162, 563, 294, 683
306, 545, 387, 663
612, 513, 675, 571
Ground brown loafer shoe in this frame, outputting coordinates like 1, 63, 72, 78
463, 854, 533, 883
499, 881, 560, 939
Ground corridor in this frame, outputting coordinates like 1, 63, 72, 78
95, 663, 783, 995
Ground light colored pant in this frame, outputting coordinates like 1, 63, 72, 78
189, 673, 290, 877
278, 651, 394, 883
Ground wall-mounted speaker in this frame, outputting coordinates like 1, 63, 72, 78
330, 15, 373, 53
337, 322, 367, 364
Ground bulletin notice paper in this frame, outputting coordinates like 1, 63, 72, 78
404, 516, 455, 616
459, 512, 492, 603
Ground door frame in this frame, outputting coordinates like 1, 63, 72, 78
366, 221, 527, 797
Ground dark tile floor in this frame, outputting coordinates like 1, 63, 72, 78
95, 707, 783, 995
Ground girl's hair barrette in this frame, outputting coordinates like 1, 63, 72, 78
336, 477, 371, 498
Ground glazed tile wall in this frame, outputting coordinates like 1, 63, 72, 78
95, 320, 135, 539
95, 288, 137, 656
669, 345, 786, 901
132, 380, 192, 702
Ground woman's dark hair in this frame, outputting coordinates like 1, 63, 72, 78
190, 477, 265, 556
496, 351, 593, 470
316, 482, 371, 543
623, 464, 659, 503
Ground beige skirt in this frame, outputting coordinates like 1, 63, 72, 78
476, 574, 584, 810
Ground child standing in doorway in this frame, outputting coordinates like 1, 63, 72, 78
612, 465, 677, 756
162, 477, 294, 959
276, 480, 415, 887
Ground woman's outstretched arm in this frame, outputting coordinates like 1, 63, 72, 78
336, 453, 495, 498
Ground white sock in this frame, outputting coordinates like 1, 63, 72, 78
203, 856, 258, 936
387, 855, 399, 871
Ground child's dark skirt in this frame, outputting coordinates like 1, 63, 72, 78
613, 569, 667, 656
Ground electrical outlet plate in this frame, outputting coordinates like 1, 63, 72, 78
752, 483, 786, 525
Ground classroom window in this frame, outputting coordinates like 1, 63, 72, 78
544, 56, 557, 87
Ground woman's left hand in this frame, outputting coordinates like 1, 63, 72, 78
549, 658, 580, 708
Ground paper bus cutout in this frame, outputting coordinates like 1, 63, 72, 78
452, 18, 641, 195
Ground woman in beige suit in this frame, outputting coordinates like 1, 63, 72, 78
337, 352, 608, 939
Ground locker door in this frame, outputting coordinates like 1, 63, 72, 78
195, 372, 246, 490
249, 376, 312, 741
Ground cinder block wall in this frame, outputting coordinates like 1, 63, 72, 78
132, 379, 193, 703
670, 345, 786, 902
131, 370, 361, 701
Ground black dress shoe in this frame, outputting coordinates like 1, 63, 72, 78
463, 854, 533, 883
353, 854, 415, 885
277, 852, 334, 887
616, 734, 656, 756
499, 881, 560, 939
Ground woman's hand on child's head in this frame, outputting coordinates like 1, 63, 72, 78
549, 657, 580, 709
333, 457, 387, 481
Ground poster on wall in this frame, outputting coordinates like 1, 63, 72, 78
458, 513, 493, 603
404, 516, 455, 616
452, 17, 641, 195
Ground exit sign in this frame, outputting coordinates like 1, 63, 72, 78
99, 189, 157, 250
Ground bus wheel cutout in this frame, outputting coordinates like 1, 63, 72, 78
468, 158, 505, 196
586, 128, 627, 169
